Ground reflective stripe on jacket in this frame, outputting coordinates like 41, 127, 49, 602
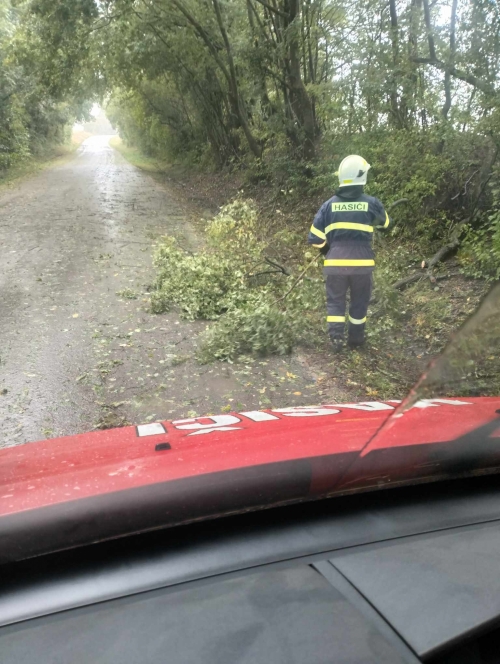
308, 188, 391, 275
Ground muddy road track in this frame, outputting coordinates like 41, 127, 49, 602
0, 136, 326, 446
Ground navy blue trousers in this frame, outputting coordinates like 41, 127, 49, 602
326, 273, 372, 342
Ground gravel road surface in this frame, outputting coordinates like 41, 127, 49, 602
0, 136, 326, 446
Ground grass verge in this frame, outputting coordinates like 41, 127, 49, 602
317, 271, 489, 401
109, 136, 169, 173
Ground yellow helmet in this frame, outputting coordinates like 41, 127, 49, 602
337, 155, 371, 187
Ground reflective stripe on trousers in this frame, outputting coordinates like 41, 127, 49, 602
325, 274, 372, 341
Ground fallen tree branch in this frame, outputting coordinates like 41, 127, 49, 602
264, 256, 290, 275
425, 149, 498, 277
246, 257, 290, 279
248, 269, 285, 279
393, 270, 462, 291
434, 270, 461, 281
388, 198, 409, 211
451, 169, 479, 202
426, 232, 463, 275
273, 254, 320, 304
393, 273, 423, 290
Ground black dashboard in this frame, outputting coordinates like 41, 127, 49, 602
2, 475, 500, 663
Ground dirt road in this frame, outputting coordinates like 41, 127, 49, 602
0, 136, 327, 446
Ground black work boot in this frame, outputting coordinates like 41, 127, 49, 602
347, 337, 365, 350
330, 337, 345, 354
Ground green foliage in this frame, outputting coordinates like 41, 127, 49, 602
0, 95, 30, 171
460, 167, 500, 281
461, 213, 500, 282
206, 199, 264, 260
151, 236, 245, 320
197, 274, 324, 363
151, 200, 268, 321
107, 89, 176, 163
197, 295, 299, 363
365, 134, 449, 218
7, 0, 500, 182
365, 247, 410, 341
0, 0, 90, 177
151, 199, 325, 360
54, 0, 496, 170
116, 287, 138, 300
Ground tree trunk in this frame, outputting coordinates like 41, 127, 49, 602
388, 0, 402, 127
400, 0, 419, 126
462, 88, 476, 131
285, 0, 316, 160
212, 0, 262, 158
441, 0, 458, 119
246, 0, 275, 119
172, 0, 262, 158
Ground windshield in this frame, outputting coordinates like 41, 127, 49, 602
363, 281, 500, 448
0, 0, 499, 492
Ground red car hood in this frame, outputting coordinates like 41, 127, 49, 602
1, 397, 500, 563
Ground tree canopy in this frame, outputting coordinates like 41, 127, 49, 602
0, 0, 94, 173
6, 0, 499, 168
2, 0, 500, 255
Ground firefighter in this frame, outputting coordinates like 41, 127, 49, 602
308, 155, 391, 351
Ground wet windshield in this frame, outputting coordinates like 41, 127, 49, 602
0, 0, 499, 483
336, 282, 500, 495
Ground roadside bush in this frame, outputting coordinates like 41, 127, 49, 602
206, 198, 264, 262
151, 200, 276, 321
461, 211, 500, 281
197, 280, 324, 363
0, 96, 30, 172
151, 198, 326, 360
460, 170, 500, 282
197, 295, 299, 362
151, 236, 246, 320
364, 249, 408, 341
